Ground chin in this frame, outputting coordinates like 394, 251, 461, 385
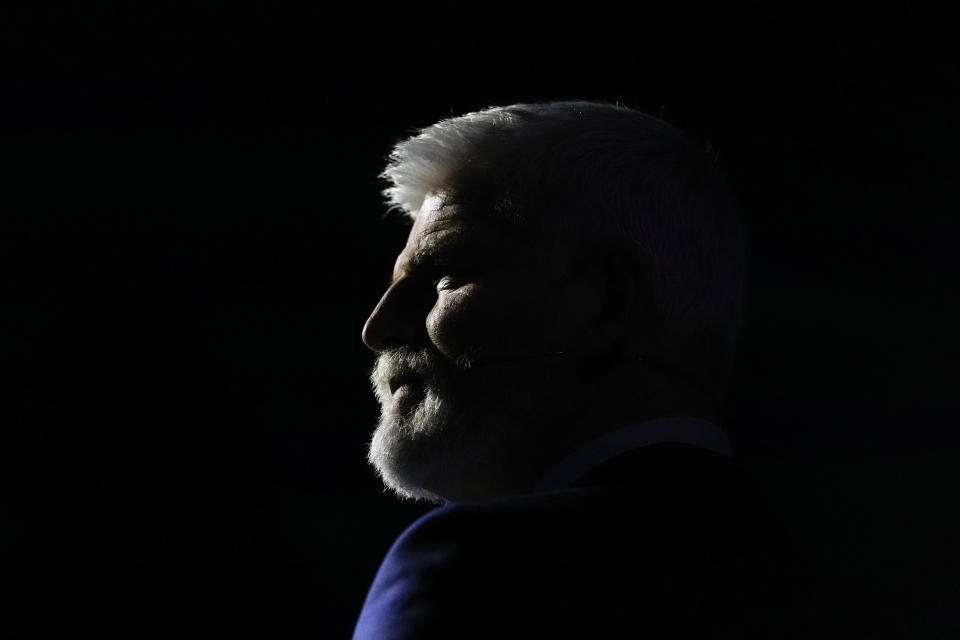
367, 387, 453, 504
366, 364, 549, 503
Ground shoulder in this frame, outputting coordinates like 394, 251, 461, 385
353, 489, 615, 639
380, 487, 607, 582
354, 457, 805, 639
400, 487, 603, 543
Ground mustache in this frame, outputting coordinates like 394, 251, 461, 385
369, 347, 470, 404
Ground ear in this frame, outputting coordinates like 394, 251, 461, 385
583, 250, 656, 353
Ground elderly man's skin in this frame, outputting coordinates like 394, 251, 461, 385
362, 192, 719, 501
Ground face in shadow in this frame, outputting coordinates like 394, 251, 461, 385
362, 193, 603, 502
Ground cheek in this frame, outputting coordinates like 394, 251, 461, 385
426, 283, 559, 359
426, 285, 493, 359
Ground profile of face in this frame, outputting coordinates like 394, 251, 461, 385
362, 193, 605, 502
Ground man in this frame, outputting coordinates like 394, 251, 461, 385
353, 101, 805, 638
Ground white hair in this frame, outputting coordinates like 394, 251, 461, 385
379, 100, 747, 399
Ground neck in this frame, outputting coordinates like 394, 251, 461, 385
444, 360, 720, 503
548, 361, 719, 470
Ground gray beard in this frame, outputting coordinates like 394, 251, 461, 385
367, 382, 460, 503
366, 348, 552, 503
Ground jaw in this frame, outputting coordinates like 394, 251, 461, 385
367, 362, 599, 502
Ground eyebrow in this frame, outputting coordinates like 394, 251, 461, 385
413, 237, 473, 265
389, 234, 481, 287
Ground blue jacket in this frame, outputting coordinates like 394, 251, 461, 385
352, 443, 819, 638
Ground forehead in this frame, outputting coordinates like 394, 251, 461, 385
408, 193, 466, 239
392, 193, 523, 273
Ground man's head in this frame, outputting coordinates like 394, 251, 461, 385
362, 101, 746, 503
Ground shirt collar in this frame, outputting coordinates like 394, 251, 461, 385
533, 415, 735, 492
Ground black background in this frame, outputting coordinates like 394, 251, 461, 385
5, 6, 958, 638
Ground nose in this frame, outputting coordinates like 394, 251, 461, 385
361, 280, 428, 353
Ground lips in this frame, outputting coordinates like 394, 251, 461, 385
388, 373, 421, 395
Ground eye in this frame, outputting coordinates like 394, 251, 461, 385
433, 275, 461, 291
433, 270, 472, 291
